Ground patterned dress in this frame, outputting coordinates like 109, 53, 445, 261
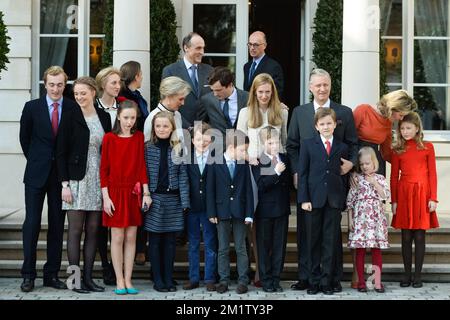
347, 173, 390, 249
62, 115, 105, 211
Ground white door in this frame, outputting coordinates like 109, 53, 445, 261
182, 0, 248, 88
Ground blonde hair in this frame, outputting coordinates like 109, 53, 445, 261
95, 66, 121, 97
377, 89, 417, 119
356, 147, 379, 173
392, 111, 425, 154
160, 76, 191, 100
150, 111, 181, 153
43, 66, 68, 84
247, 73, 282, 128
73, 76, 98, 95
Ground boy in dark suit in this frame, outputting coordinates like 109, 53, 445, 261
207, 130, 254, 294
298, 108, 348, 295
183, 122, 217, 292
252, 126, 291, 293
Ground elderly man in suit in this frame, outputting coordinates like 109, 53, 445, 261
287, 68, 358, 293
19, 66, 77, 292
198, 66, 248, 138
162, 32, 213, 128
243, 31, 284, 99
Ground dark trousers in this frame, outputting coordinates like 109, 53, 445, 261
296, 209, 309, 281
148, 232, 177, 288
333, 219, 344, 283
21, 166, 65, 280
136, 225, 147, 254
256, 216, 289, 288
305, 203, 342, 287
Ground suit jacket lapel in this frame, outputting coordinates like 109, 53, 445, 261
39, 97, 53, 137
314, 135, 328, 157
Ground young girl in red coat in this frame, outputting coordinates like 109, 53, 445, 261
100, 100, 152, 295
391, 111, 439, 288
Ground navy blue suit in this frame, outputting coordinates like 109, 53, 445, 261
19, 96, 76, 280
298, 135, 348, 288
252, 153, 291, 289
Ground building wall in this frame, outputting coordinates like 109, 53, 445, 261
0, 0, 31, 210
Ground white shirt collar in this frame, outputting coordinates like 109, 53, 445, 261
183, 56, 195, 70
195, 149, 209, 159
224, 87, 237, 103
253, 54, 265, 65
313, 99, 331, 112
224, 153, 234, 163
46, 95, 63, 108
320, 135, 333, 146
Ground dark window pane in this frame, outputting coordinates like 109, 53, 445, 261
380, 0, 402, 36
414, 40, 448, 84
203, 56, 236, 74
90, 0, 108, 34
90, 37, 104, 77
41, 0, 78, 34
384, 39, 402, 83
414, 86, 448, 130
40, 37, 78, 80
194, 4, 236, 53
415, 0, 448, 37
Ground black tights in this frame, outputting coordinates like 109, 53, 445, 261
67, 211, 101, 280
97, 226, 111, 268
401, 229, 426, 280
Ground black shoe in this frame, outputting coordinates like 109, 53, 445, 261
84, 279, 105, 292
400, 276, 412, 287
43, 277, 67, 289
217, 283, 228, 294
20, 278, 34, 292
412, 280, 423, 288
168, 285, 177, 292
274, 285, 283, 292
375, 284, 386, 293
332, 281, 342, 292
291, 280, 309, 291
262, 286, 275, 293
102, 264, 116, 286
307, 284, 320, 295
236, 284, 248, 294
153, 285, 168, 292
321, 285, 334, 295
72, 282, 90, 294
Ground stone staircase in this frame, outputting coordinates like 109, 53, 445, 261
1, 209, 450, 282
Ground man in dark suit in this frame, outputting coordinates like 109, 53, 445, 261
298, 108, 349, 295
162, 32, 213, 128
243, 31, 284, 99
198, 66, 249, 137
287, 68, 358, 293
19, 66, 77, 292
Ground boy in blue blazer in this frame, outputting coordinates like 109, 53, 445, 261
298, 107, 348, 295
252, 126, 291, 293
183, 122, 217, 292
207, 130, 254, 294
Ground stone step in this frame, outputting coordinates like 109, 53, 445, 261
2, 239, 450, 264
1, 260, 450, 282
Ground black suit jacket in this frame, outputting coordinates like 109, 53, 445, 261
186, 150, 212, 213
298, 136, 348, 210
56, 105, 111, 182
162, 60, 213, 127
19, 96, 77, 188
252, 153, 291, 218
206, 157, 254, 221
243, 55, 284, 99
286, 101, 358, 174
198, 88, 249, 136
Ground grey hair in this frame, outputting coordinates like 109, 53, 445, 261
309, 68, 331, 83
159, 76, 192, 100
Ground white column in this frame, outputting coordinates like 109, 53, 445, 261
341, 0, 380, 109
113, 0, 150, 104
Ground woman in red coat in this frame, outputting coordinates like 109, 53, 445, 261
391, 112, 439, 289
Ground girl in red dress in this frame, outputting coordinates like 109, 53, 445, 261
391, 111, 439, 288
100, 100, 151, 295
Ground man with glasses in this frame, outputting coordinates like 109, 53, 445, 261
243, 31, 284, 99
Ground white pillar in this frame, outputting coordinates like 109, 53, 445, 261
113, 0, 150, 104
341, 0, 380, 109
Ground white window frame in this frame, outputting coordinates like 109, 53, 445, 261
181, 0, 248, 88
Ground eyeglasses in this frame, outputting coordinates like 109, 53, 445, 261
247, 42, 265, 48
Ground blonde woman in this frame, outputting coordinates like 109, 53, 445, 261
95, 66, 121, 126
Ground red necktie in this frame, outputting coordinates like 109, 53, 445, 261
325, 140, 331, 156
51, 102, 59, 137
271, 156, 278, 166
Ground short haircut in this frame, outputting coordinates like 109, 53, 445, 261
314, 107, 336, 124
259, 125, 280, 144
159, 76, 191, 100
357, 146, 379, 173
208, 66, 234, 87
182, 32, 201, 51
191, 121, 211, 137
309, 68, 331, 83
43, 66, 68, 84
225, 129, 249, 149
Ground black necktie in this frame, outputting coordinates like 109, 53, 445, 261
223, 98, 232, 128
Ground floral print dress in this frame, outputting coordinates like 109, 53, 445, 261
347, 173, 390, 249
